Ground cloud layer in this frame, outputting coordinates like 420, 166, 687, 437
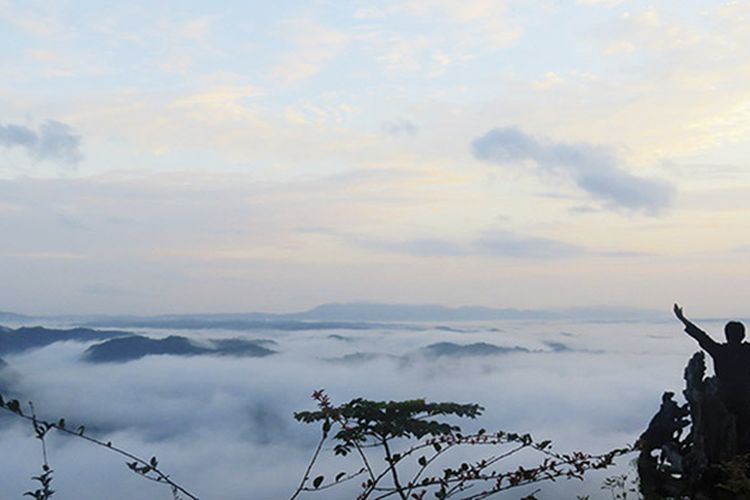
0, 120, 82, 165
365, 230, 584, 259
472, 127, 674, 214
0, 317, 701, 499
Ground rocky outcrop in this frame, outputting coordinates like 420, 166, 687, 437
638, 352, 750, 499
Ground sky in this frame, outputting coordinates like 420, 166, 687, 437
2, 0, 750, 315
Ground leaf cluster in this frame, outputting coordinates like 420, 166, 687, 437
291, 391, 633, 499
23, 466, 54, 500
295, 397, 483, 456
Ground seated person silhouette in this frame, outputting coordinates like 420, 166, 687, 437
674, 303, 750, 421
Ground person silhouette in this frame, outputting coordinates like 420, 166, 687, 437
673, 303, 750, 424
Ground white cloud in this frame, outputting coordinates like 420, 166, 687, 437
177, 15, 220, 42
353, 0, 521, 75
26, 48, 57, 62
274, 20, 349, 83
577, 0, 625, 5
171, 84, 266, 108
531, 72, 564, 91
603, 40, 636, 55
357, 229, 585, 260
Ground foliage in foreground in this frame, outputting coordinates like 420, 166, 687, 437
2, 387, 635, 499
291, 390, 633, 499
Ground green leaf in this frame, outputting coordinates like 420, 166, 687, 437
313, 475, 324, 488
7, 399, 21, 414
418, 456, 428, 467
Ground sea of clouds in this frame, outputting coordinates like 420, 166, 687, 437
0, 318, 723, 499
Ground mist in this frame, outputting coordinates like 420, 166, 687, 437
0, 318, 711, 499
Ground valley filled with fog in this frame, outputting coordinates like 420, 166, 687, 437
0, 315, 721, 499
4, 1, 748, 498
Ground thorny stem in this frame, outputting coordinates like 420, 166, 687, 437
404, 442, 450, 498
368, 442, 631, 500
362, 447, 421, 499
298, 469, 368, 493
29, 402, 49, 469
442, 442, 528, 498
290, 428, 328, 500
294, 391, 633, 500
381, 437, 407, 500
459, 450, 630, 500
355, 441, 376, 483
0, 403, 199, 500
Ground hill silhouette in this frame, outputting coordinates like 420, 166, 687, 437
0, 326, 132, 355
84, 335, 277, 363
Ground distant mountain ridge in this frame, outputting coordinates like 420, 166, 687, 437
0, 302, 669, 330
0, 326, 132, 355
297, 303, 560, 321
0, 311, 33, 323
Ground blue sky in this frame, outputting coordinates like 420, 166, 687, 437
2, 0, 750, 315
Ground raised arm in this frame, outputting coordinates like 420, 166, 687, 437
673, 303, 719, 355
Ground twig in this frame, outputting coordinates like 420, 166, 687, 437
290, 426, 329, 500
0, 398, 198, 500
